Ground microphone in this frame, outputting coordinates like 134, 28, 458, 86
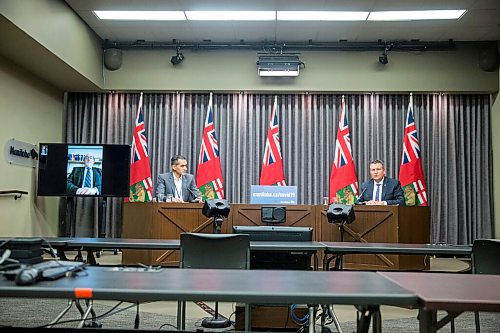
187, 187, 202, 203
356, 186, 368, 204
0, 249, 11, 265
15, 267, 42, 286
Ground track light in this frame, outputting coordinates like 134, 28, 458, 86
171, 47, 184, 65
378, 47, 389, 65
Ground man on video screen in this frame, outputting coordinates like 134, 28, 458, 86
67, 154, 102, 195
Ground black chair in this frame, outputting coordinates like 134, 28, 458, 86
472, 239, 500, 333
177, 233, 251, 330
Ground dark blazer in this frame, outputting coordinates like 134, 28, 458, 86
155, 172, 200, 202
66, 167, 103, 195
359, 177, 405, 205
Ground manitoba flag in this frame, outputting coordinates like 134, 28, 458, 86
127, 93, 153, 202
260, 96, 286, 186
196, 93, 225, 200
329, 95, 358, 204
399, 93, 428, 206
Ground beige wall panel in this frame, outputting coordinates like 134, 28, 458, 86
0, 55, 63, 237
0, 0, 103, 88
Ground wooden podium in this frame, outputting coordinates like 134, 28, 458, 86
317, 205, 430, 270
122, 202, 223, 266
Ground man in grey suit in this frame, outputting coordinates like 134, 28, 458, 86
358, 159, 405, 205
155, 155, 201, 203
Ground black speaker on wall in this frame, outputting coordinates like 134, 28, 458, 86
104, 48, 123, 71
478, 47, 499, 72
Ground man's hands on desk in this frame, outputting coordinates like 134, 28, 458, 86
76, 187, 99, 195
364, 200, 387, 205
153, 197, 203, 203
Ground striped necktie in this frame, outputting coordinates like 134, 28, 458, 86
83, 167, 92, 187
375, 183, 381, 201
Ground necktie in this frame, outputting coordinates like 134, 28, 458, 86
375, 183, 381, 201
83, 167, 92, 188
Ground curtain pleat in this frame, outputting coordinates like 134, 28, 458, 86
63, 92, 492, 244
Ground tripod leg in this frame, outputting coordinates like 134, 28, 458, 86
328, 305, 343, 333
308, 305, 316, 333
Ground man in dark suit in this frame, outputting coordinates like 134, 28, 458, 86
358, 159, 405, 205
155, 155, 201, 202
67, 154, 102, 195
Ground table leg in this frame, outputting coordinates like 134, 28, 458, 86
244, 304, 251, 332
419, 309, 436, 333
372, 308, 381, 333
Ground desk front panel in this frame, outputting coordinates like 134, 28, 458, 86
317, 205, 430, 270
122, 203, 212, 266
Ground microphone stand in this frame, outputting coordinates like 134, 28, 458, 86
356, 186, 368, 205
335, 221, 347, 270
213, 216, 224, 234
187, 187, 202, 203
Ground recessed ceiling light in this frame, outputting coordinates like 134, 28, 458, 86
93, 10, 186, 21
185, 11, 276, 21
367, 10, 466, 21
277, 11, 369, 21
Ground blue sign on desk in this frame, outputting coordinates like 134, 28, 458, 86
250, 185, 298, 204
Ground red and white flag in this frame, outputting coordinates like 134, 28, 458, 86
399, 93, 428, 206
329, 95, 359, 204
127, 93, 153, 202
196, 93, 225, 200
260, 96, 286, 186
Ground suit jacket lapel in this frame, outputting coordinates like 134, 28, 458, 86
367, 180, 375, 200
381, 179, 390, 200
77, 168, 84, 186
182, 176, 189, 200
167, 173, 175, 193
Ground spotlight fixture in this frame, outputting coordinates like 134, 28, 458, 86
257, 54, 304, 77
378, 45, 390, 65
170, 47, 184, 65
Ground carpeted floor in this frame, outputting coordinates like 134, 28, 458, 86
0, 298, 499, 332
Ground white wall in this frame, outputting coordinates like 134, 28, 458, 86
0, 55, 63, 236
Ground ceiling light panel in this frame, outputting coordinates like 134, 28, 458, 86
185, 11, 276, 21
94, 11, 186, 21
367, 10, 466, 21
277, 11, 369, 21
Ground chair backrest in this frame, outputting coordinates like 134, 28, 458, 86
180, 233, 250, 270
472, 239, 500, 274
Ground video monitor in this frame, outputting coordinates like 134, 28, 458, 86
37, 143, 130, 197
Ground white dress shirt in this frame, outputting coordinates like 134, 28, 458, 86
372, 177, 384, 201
173, 175, 183, 199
